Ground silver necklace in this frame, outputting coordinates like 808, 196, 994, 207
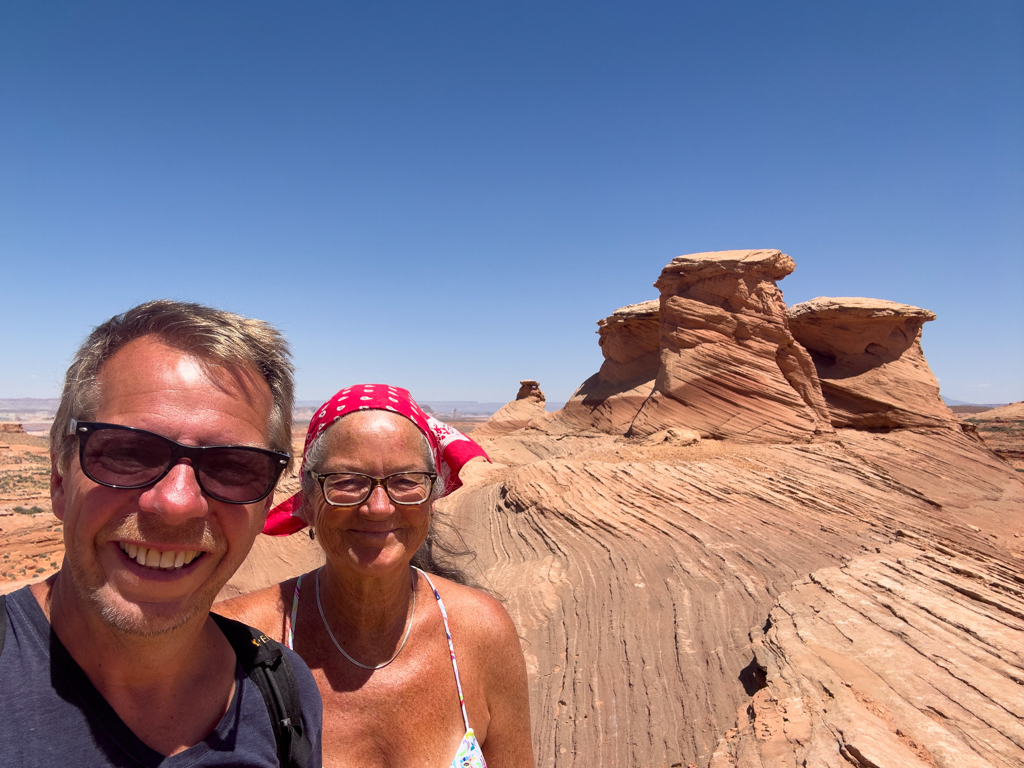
315, 567, 417, 670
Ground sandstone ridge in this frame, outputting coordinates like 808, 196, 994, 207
209, 249, 1022, 767
455, 250, 1023, 766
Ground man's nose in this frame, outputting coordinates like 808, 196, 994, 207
138, 461, 209, 520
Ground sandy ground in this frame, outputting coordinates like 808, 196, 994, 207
0, 432, 59, 592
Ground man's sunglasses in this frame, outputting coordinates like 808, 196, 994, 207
70, 419, 289, 505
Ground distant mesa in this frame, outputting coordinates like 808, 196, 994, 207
788, 297, 957, 430
962, 401, 1024, 471
0, 423, 27, 435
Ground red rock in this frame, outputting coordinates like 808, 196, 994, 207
962, 401, 1024, 472
629, 250, 832, 442
789, 297, 958, 430
541, 300, 660, 435
472, 380, 548, 438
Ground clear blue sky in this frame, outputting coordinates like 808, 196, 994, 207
2, 1, 1022, 405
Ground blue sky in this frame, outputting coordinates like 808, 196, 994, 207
2, 1, 1022, 405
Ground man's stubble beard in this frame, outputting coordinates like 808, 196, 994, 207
72, 515, 225, 637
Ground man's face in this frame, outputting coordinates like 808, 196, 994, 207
51, 335, 277, 635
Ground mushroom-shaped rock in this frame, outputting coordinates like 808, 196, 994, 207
628, 250, 832, 442
543, 300, 661, 435
788, 297, 957, 430
473, 380, 550, 438
516, 380, 545, 401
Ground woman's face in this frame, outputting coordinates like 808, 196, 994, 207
309, 410, 433, 577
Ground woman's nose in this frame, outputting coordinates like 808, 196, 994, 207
362, 483, 394, 516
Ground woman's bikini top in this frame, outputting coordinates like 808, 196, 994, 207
287, 567, 487, 768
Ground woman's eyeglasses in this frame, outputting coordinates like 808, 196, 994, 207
309, 471, 436, 507
70, 419, 289, 505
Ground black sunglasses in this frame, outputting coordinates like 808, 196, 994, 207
70, 419, 289, 505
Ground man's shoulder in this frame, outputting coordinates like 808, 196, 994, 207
212, 610, 323, 768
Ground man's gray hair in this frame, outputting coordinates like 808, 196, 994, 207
50, 299, 295, 475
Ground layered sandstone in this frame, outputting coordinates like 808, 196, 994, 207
200, 250, 1024, 767
444, 426, 1024, 767
964, 401, 1024, 471
541, 300, 660, 434
472, 380, 548, 439
628, 250, 832, 441
788, 297, 958, 429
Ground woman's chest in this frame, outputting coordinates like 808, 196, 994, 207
317, 668, 469, 768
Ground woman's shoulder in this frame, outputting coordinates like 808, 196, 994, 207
419, 572, 519, 648
214, 575, 301, 644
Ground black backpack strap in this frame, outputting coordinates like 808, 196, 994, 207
210, 612, 315, 768
0, 594, 6, 658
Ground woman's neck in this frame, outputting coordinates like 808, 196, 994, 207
316, 563, 418, 664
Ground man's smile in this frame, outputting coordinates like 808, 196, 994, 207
117, 542, 206, 570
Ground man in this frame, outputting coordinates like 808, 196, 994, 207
0, 300, 322, 767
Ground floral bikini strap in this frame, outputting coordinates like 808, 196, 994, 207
286, 573, 304, 650
413, 566, 471, 733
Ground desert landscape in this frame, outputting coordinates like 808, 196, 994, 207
2, 250, 1022, 767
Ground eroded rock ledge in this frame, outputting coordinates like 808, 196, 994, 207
788, 297, 958, 430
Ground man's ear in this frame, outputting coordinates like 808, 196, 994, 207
51, 452, 67, 522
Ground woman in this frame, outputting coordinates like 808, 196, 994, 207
217, 384, 533, 768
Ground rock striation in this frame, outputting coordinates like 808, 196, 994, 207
788, 297, 958, 430
209, 248, 1024, 768
963, 401, 1024, 471
627, 250, 832, 441
711, 532, 1024, 768
443, 427, 1024, 767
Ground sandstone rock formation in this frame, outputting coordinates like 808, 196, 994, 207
441, 425, 1024, 767
198, 250, 1024, 767
542, 300, 661, 435
710, 531, 1024, 768
472, 379, 548, 438
788, 297, 958, 430
0, 422, 27, 434
628, 250, 832, 441
963, 401, 1024, 471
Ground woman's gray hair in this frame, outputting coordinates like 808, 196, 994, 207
301, 417, 477, 586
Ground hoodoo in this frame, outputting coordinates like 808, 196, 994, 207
629, 249, 832, 441
472, 379, 548, 438
788, 297, 957, 429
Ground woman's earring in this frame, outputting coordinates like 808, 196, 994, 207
309, 527, 316, 540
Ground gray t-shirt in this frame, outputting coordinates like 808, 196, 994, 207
0, 586, 323, 767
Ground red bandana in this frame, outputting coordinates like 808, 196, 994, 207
262, 384, 490, 535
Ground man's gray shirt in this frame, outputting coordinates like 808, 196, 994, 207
0, 586, 323, 767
